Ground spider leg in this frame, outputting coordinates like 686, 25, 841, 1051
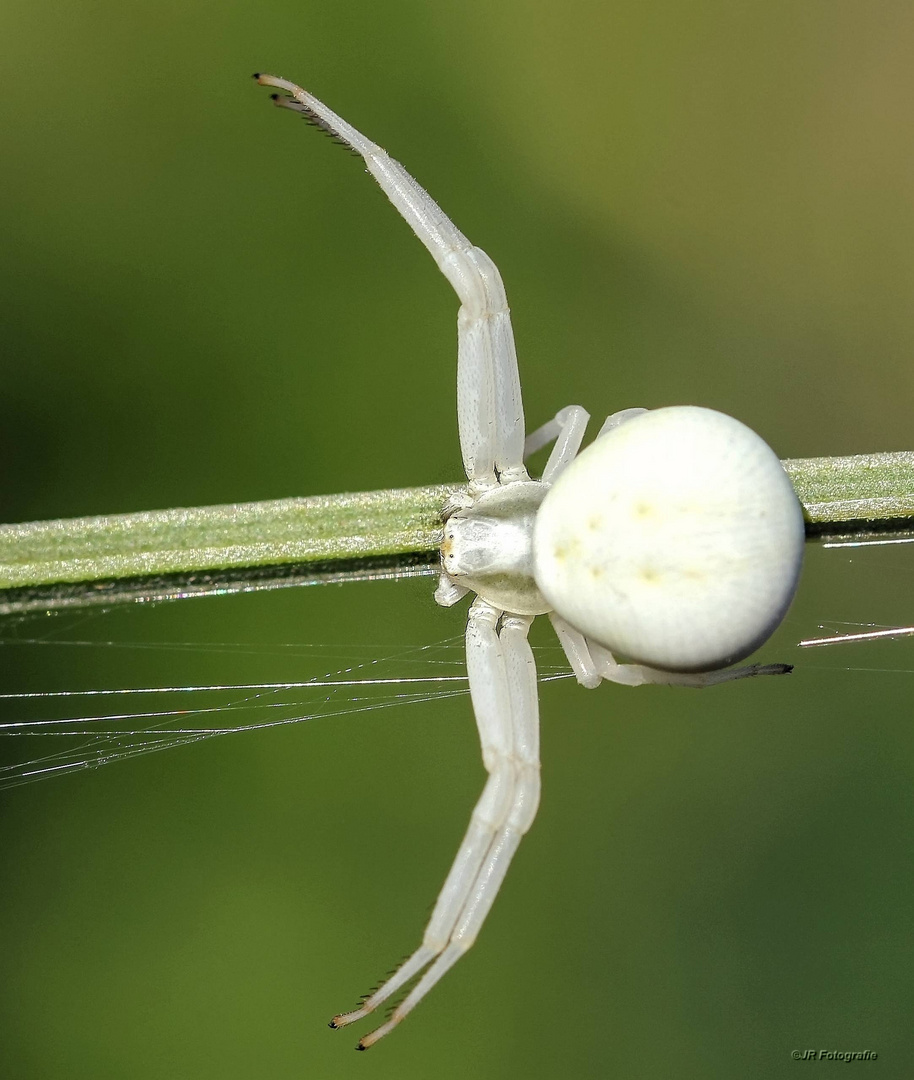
549, 613, 602, 688
523, 405, 645, 484
256, 75, 526, 493
434, 575, 470, 607
523, 405, 590, 483
596, 407, 649, 438
589, 636, 793, 685
331, 600, 540, 1048
551, 614, 791, 687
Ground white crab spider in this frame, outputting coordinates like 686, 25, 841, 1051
254, 73, 805, 1049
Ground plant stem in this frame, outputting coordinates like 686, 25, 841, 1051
0, 452, 912, 613
783, 452, 914, 535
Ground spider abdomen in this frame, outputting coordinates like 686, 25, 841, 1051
532, 406, 805, 672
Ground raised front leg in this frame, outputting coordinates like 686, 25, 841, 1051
330, 600, 541, 1048
256, 75, 527, 492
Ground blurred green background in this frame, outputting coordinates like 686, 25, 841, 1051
2, 2, 914, 1077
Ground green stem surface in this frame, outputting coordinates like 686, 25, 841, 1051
0, 452, 912, 612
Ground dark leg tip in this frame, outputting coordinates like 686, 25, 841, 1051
252, 72, 261, 80
328, 1020, 338, 1029
356, 1043, 367, 1052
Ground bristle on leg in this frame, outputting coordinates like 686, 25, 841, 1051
252, 73, 360, 151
